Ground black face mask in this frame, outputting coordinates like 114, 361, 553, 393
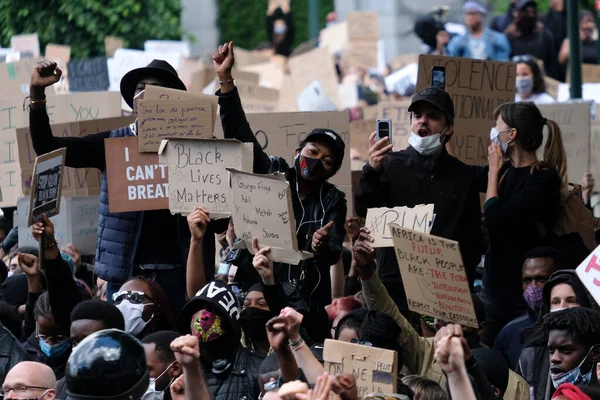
517, 16, 537, 33
295, 154, 327, 183
240, 307, 273, 342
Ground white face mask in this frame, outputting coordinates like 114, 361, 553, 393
490, 127, 512, 155
116, 300, 153, 337
408, 127, 447, 156
550, 307, 568, 313
551, 346, 597, 389
142, 361, 176, 400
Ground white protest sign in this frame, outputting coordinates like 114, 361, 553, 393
576, 245, 600, 305
10, 34, 40, 58
158, 139, 253, 218
228, 169, 313, 264
297, 80, 337, 112
144, 40, 190, 58
390, 224, 478, 328
385, 63, 418, 93
365, 205, 435, 247
18, 197, 68, 248
339, 83, 359, 109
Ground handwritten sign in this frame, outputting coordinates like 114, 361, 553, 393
576, 245, 600, 305
366, 205, 434, 247
538, 102, 591, 183
213, 111, 352, 212
10, 34, 40, 58
18, 195, 100, 255
389, 224, 478, 328
67, 57, 110, 92
28, 148, 66, 226
228, 169, 312, 264
158, 139, 253, 218
377, 100, 412, 151
105, 137, 169, 213
416, 55, 516, 165
323, 339, 397, 397
137, 99, 214, 152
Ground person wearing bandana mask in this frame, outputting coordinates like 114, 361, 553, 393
214, 42, 347, 343
494, 247, 564, 370
505, 0, 559, 80
355, 86, 483, 322
177, 280, 263, 400
141, 331, 183, 400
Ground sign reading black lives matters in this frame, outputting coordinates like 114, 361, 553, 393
28, 148, 67, 226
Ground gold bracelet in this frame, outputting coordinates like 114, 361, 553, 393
30, 98, 47, 105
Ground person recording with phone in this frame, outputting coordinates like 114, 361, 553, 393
355, 77, 483, 326
212, 42, 347, 342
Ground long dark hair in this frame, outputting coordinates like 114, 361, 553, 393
131, 277, 176, 334
493, 102, 567, 191
519, 58, 546, 94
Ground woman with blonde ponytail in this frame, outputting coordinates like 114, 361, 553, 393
477, 101, 566, 345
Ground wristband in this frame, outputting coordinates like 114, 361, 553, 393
219, 78, 234, 84
289, 337, 304, 351
42, 239, 58, 250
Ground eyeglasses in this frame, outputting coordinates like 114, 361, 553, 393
350, 338, 373, 347
35, 325, 69, 345
0, 386, 49, 397
112, 290, 153, 304
512, 54, 536, 63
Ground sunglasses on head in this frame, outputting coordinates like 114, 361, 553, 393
112, 290, 153, 304
350, 338, 373, 347
512, 55, 536, 63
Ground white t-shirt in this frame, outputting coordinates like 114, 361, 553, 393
515, 92, 556, 104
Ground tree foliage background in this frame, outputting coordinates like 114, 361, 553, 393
488, 0, 595, 14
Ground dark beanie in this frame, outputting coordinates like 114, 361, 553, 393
0, 274, 28, 307
359, 310, 401, 352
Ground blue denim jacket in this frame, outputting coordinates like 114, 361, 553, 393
447, 28, 511, 61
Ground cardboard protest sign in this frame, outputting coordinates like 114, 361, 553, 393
10, 34, 40, 58
297, 80, 337, 112
416, 55, 516, 165
104, 36, 124, 57
566, 64, 600, 83
347, 12, 379, 40
319, 21, 348, 55
16, 116, 134, 199
591, 103, 600, 182
345, 40, 378, 70
277, 74, 298, 112
228, 169, 313, 264
239, 61, 285, 90
323, 339, 397, 397
67, 57, 110, 92
158, 139, 253, 218
45, 44, 71, 70
233, 47, 272, 67
144, 40, 190, 58
537, 102, 591, 183
105, 137, 169, 213
377, 100, 412, 151
235, 81, 280, 113
391, 54, 420, 72
0, 58, 52, 99
107, 49, 157, 92
18, 195, 100, 255
213, 111, 353, 212
389, 224, 479, 328
289, 47, 341, 109
339, 83, 359, 109
365, 205, 435, 247
137, 99, 214, 152
28, 148, 67, 226
576, 245, 600, 305
349, 119, 375, 160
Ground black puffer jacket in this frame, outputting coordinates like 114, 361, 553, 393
218, 88, 347, 342
0, 324, 31, 383
205, 346, 264, 400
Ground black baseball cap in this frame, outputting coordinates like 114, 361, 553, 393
301, 128, 345, 171
408, 86, 455, 123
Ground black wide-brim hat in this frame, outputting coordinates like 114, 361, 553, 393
120, 59, 187, 109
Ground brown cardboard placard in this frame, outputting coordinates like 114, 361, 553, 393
349, 119, 375, 160
567, 64, 600, 84
233, 47, 272, 67
105, 36, 124, 58
105, 136, 169, 212
377, 100, 412, 151
158, 138, 253, 218
137, 99, 214, 152
239, 61, 285, 90
0, 58, 54, 98
390, 224, 479, 328
365, 205, 435, 247
391, 54, 420, 72
544, 76, 560, 100
277, 74, 298, 112
347, 12, 379, 40
345, 40, 378, 70
143, 85, 218, 131
16, 116, 134, 199
323, 339, 397, 397
289, 47, 341, 109
319, 21, 349, 55
416, 55, 516, 165
10, 34, 41, 58
228, 169, 313, 264
45, 44, 71, 73
537, 102, 591, 183
213, 110, 353, 212
28, 148, 67, 226
235, 80, 280, 113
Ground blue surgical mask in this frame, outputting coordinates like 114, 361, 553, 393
515, 77, 534, 95
551, 346, 598, 389
39, 337, 71, 359
490, 127, 512, 154
274, 25, 287, 35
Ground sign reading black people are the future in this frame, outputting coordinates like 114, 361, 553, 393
390, 224, 478, 328
416, 55, 516, 166
28, 148, 66, 226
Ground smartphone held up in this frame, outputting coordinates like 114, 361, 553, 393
376, 118, 392, 144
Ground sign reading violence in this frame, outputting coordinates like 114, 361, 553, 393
365, 204, 435, 247
28, 148, 66, 226
228, 169, 313, 264
158, 139, 253, 218
389, 224, 478, 328
323, 339, 398, 397
104, 136, 169, 213
416, 54, 516, 165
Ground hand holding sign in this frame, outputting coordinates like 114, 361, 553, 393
31, 60, 63, 89
312, 220, 335, 253
368, 131, 393, 171
252, 238, 275, 285
32, 213, 55, 243
187, 206, 211, 241
18, 253, 39, 277
352, 227, 375, 280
